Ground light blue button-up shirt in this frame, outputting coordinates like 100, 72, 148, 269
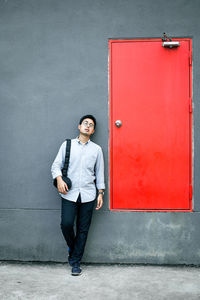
51, 138, 105, 202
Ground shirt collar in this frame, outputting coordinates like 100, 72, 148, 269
76, 136, 90, 145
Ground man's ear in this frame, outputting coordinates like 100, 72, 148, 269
78, 124, 81, 130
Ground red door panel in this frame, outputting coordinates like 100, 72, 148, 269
109, 39, 192, 211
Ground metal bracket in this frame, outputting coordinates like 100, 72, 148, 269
162, 32, 172, 42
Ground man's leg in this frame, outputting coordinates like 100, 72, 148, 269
60, 198, 77, 255
69, 195, 95, 266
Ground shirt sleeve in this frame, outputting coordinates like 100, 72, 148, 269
95, 147, 105, 190
51, 141, 66, 179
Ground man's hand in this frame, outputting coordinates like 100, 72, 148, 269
96, 194, 103, 210
57, 176, 68, 195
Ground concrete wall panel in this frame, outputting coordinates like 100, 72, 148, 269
0, 0, 200, 263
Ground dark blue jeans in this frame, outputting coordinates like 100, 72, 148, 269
60, 194, 95, 266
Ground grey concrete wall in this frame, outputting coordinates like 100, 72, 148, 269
0, 0, 200, 264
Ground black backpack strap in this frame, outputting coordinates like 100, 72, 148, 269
62, 139, 71, 177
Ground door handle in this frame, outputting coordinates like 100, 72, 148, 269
115, 120, 122, 128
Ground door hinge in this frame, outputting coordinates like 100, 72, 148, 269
189, 53, 192, 66
189, 98, 193, 113
189, 184, 193, 200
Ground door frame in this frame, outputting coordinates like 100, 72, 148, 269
109, 37, 193, 212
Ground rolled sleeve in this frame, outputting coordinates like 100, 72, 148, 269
95, 147, 105, 190
51, 141, 66, 179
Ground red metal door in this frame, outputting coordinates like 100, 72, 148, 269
109, 38, 192, 211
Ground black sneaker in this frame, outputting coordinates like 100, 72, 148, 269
71, 263, 82, 276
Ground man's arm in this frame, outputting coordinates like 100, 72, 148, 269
51, 142, 68, 194
96, 189, 104, 210
95, 147, 105, 210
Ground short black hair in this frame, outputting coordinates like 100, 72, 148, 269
79, 115, 96, 129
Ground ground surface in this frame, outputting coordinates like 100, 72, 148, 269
0, 262, 200, 300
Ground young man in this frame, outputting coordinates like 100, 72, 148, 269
51, 115, 105, 276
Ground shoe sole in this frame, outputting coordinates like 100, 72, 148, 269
71, 272, 82, 276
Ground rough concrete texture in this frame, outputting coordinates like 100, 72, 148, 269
1, 0, 200, 264
0, 262, 200, 300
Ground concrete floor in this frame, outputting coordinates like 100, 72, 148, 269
0, 262, 200, 300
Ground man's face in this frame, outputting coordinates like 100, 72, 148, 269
78, 118, 95, 137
